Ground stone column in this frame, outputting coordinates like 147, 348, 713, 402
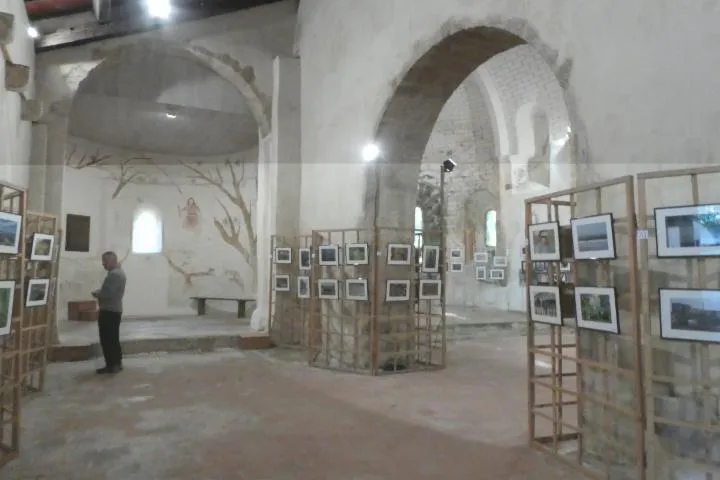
27, 123, 48, 212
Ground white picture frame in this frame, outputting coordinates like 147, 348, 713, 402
475, 266, 486, 280
318, 244, 339, 266
297, 276, 310, 299
0, 211, 22, 255
659, 288, 720, 343
493, 255, 508, 267
654, 204, 720, 258
385, 279, 411, 302
474, 251, 489, 263
274, 247, 292, 264
345, 278, 369, 301
387, 243, 412, 265
419, 280, 442, 300
345, 243, 369, 265
574, 286, 620, 334
571, 213, 616, 260
421, 245, 440, 273
274, 274, 290, 292
450, 261, 463, 273
30, 233, 55, 261
449, 247, 464, 260
529, 285, 562, 326
26, 278, 50, 307
528, 221, 561, 261
317, 279, 339, 299
0, 280, 15, 336
299, 247, 312, 270
489, 269, 505, 280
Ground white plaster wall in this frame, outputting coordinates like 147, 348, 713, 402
0, 0, 34, 187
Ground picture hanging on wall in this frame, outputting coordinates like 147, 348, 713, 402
318, 279, 339, 299
421, 245, 440, 273
493, 256, 508, 267
0, 280, 15, 336
529, 285, 562, 325
475, 266, 486, 281
299, 248, 312, 270
654, 204, 720, 258
30, 233, 55, 261
274, 247, 292, 264
574, 286, 620, 334
345, 278, 369, 301
387, 243, 412, 265
528, 221, 561, 261
385, 280, 411, 301
318, 245, 339, 266
297, 276, 310, 299
489, 269, 505, 281
474, 251, 489, 264
26, 278, 50, 307
419, 280, 442, 300
0, 211, 22, 255
274, 275, 290, 292
449, 247, 464, 260
659, 288, 720, 343
345, 243, 369, 265
570, 213, 616, 260
450, 261, 463, 273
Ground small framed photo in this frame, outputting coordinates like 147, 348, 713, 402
655, 204, 720, 258
274, 247, 292, 264
318, 245, 339, 266
297, 276, 310, 299
26, 278, 50, 307
419, 280, 442, 300
421, 245, 440, 273
385, 279, 411, 301
489, 269, 505, 281
529, 285, 562, 325
345, 243, 369, 265
493, 256, 508, 267
474, 251, 489, 263
574, 286, 619, 334
387, 243, 412, 265
274, 274, 290, 292
0, 280, 16, 336
449, 247, 464, 260
317, 279, 339, 299
659, 288, 720, 343
475, 266, 486, 280
571, 213, 616, 260
529, 222, 561, 261
450, 261, 463, 273
30, 233, 55, 261
345, 278, 369, 301
299, 248, 311, 270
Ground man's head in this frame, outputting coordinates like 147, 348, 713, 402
101, 251, 119, 271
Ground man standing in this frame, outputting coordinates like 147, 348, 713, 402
92, 251, 126, 374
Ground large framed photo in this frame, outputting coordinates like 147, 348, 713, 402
30, 233, 55, 261
387, 244, 412, 265
659, 288, 720, 343
274, 247, 292, 264
26, 278, 50, 307
345, 243, 369, 265
318, 244, 339, 266
0, 211, 22, 255
571, 213, 616, 260
529, 285, 562, 325
0, 280, 15, 336
385, 280, 410, 302
419, 280, 442, 300
345, 278, 369, 301
421, 245, 440, 273
528, 222, 561, 261
574, 286, 619, 334
655, 204, 720, 258
274, 275, 290, 292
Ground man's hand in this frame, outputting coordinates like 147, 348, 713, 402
91, 290, 99, 298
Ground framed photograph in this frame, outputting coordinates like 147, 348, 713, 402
273, 247, 292, 264
493, 255, 508, 267
345, 243, 369, 265
30, 233, 55, 261
574, 286, 619, 334
385, 280, 411, 302
297, 276, 310, 299
419, 280, 442, 300
345, 278, 369, 301
659, 288, 720, 343
571, 213, 616, 260
450, 261, 463, 273
655, 204, 720, 258
317, 279, 339, 299
449, 247, 464, 260
387, 243, 412, 265
475, 266, 486, 280
528, 221, 561, 261
0, 211, 22, 255
529, 285, 562, 325
0, 280, 15, 336
274, 274, 290, 292
421, 245, 440, 273
474, 251, 489, 264
299, 247, 311, 270
489, 269, 505, 280
26, 278, 50, 307
318, 244, 339, 266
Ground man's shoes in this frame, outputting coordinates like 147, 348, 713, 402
96, 365, 122, 374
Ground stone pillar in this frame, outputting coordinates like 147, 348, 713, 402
251, 133, 275, 331
27, 123, 48, 211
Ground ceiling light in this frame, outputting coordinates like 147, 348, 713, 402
27, 26, 39, 39
362, 143, 380, 162
147, 0, 171, 19
442, 157, 457, 173
165, 113, 177, 119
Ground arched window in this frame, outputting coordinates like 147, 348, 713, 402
414, 206, 423, 249
132, 208, 163, 254
485, 210, 497, 248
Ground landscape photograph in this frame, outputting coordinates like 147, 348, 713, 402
571, 214, 616, 260
0, 212, 21, 255
575, 286, 619, 333
655, 204, 720, 257
660, 288, 720, 342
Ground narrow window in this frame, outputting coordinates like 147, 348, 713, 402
485, 210, 497, 248
414, 206, 423, 249
132, 208, 163, 254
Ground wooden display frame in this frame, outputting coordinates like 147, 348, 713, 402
525, 175, 645, 479
637, 166, 720, 478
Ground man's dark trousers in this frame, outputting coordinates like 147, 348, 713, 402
98, 310, 123, 368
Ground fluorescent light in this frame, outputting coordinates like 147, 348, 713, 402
147, 0, 171, 19
362, 143, 380, 162
27, 26, 39, 38
165, 113, 177, 119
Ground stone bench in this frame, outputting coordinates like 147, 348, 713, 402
190, 297, 255, 319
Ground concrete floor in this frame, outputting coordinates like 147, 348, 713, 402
6, 335, 585, 480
